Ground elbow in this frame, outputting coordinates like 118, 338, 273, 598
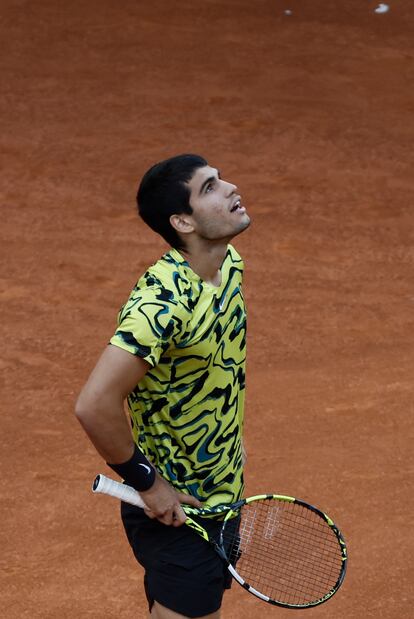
74, 391, 98, 428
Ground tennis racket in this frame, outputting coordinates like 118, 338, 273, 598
92, 474, 347, 609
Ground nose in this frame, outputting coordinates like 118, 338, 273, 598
223, 179, 237, 196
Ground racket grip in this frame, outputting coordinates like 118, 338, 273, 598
92, 474, 147, 509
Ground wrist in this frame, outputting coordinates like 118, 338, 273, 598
107, 444, 156, 491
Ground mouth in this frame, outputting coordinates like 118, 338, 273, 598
230, 197, 245, 213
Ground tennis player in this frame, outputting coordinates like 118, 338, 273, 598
75, 154, 251, 618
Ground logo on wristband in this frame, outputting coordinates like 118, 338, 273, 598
138, 463, 152, 475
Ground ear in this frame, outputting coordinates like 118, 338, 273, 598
169, 214, 194, 235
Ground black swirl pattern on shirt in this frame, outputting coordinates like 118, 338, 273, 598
110, 245, 246, 509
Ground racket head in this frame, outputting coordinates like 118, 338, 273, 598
218, 494, 347, 609
92, 476, 347, 608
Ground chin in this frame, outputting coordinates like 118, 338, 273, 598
236, 215, 251, 234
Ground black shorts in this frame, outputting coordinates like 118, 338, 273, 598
121, 501, 234, 618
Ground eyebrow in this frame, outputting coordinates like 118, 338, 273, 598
199, 169, 220, 195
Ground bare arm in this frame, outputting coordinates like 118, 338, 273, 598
75, 344, 146, 462
75, 344, 201, 524
242, 439, 247, 466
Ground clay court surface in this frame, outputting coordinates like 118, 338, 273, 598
1, 0, 413, 617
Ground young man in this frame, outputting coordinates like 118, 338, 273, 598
75, 154, 251, 618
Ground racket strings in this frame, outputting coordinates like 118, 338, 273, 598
221, 499, 344, 606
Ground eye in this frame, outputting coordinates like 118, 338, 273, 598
205, 182, 214, 193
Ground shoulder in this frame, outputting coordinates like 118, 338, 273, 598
141, 249, 193, 295
131, 250, 184, 303
118, 252, 191, 324
226, 244, 244, 267
223, 245, 245, 280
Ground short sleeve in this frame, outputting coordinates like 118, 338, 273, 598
110, 286, 179, 367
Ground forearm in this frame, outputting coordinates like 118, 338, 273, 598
74, 346, 202, 524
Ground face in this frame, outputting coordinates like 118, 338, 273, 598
184, 165, 251, 242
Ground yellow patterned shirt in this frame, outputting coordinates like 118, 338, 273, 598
110, 245, 246, 509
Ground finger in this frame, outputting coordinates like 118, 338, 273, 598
171, 505, 187, 527
144, 508, 156, 519
178, 493, 202, 509
158, 508, 174, 526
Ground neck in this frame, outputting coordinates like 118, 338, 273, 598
180, 240, 229, 287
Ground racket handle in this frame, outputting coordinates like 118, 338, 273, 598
92, 474, 147, 509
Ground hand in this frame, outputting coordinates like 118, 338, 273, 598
140, 473, 202, 527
